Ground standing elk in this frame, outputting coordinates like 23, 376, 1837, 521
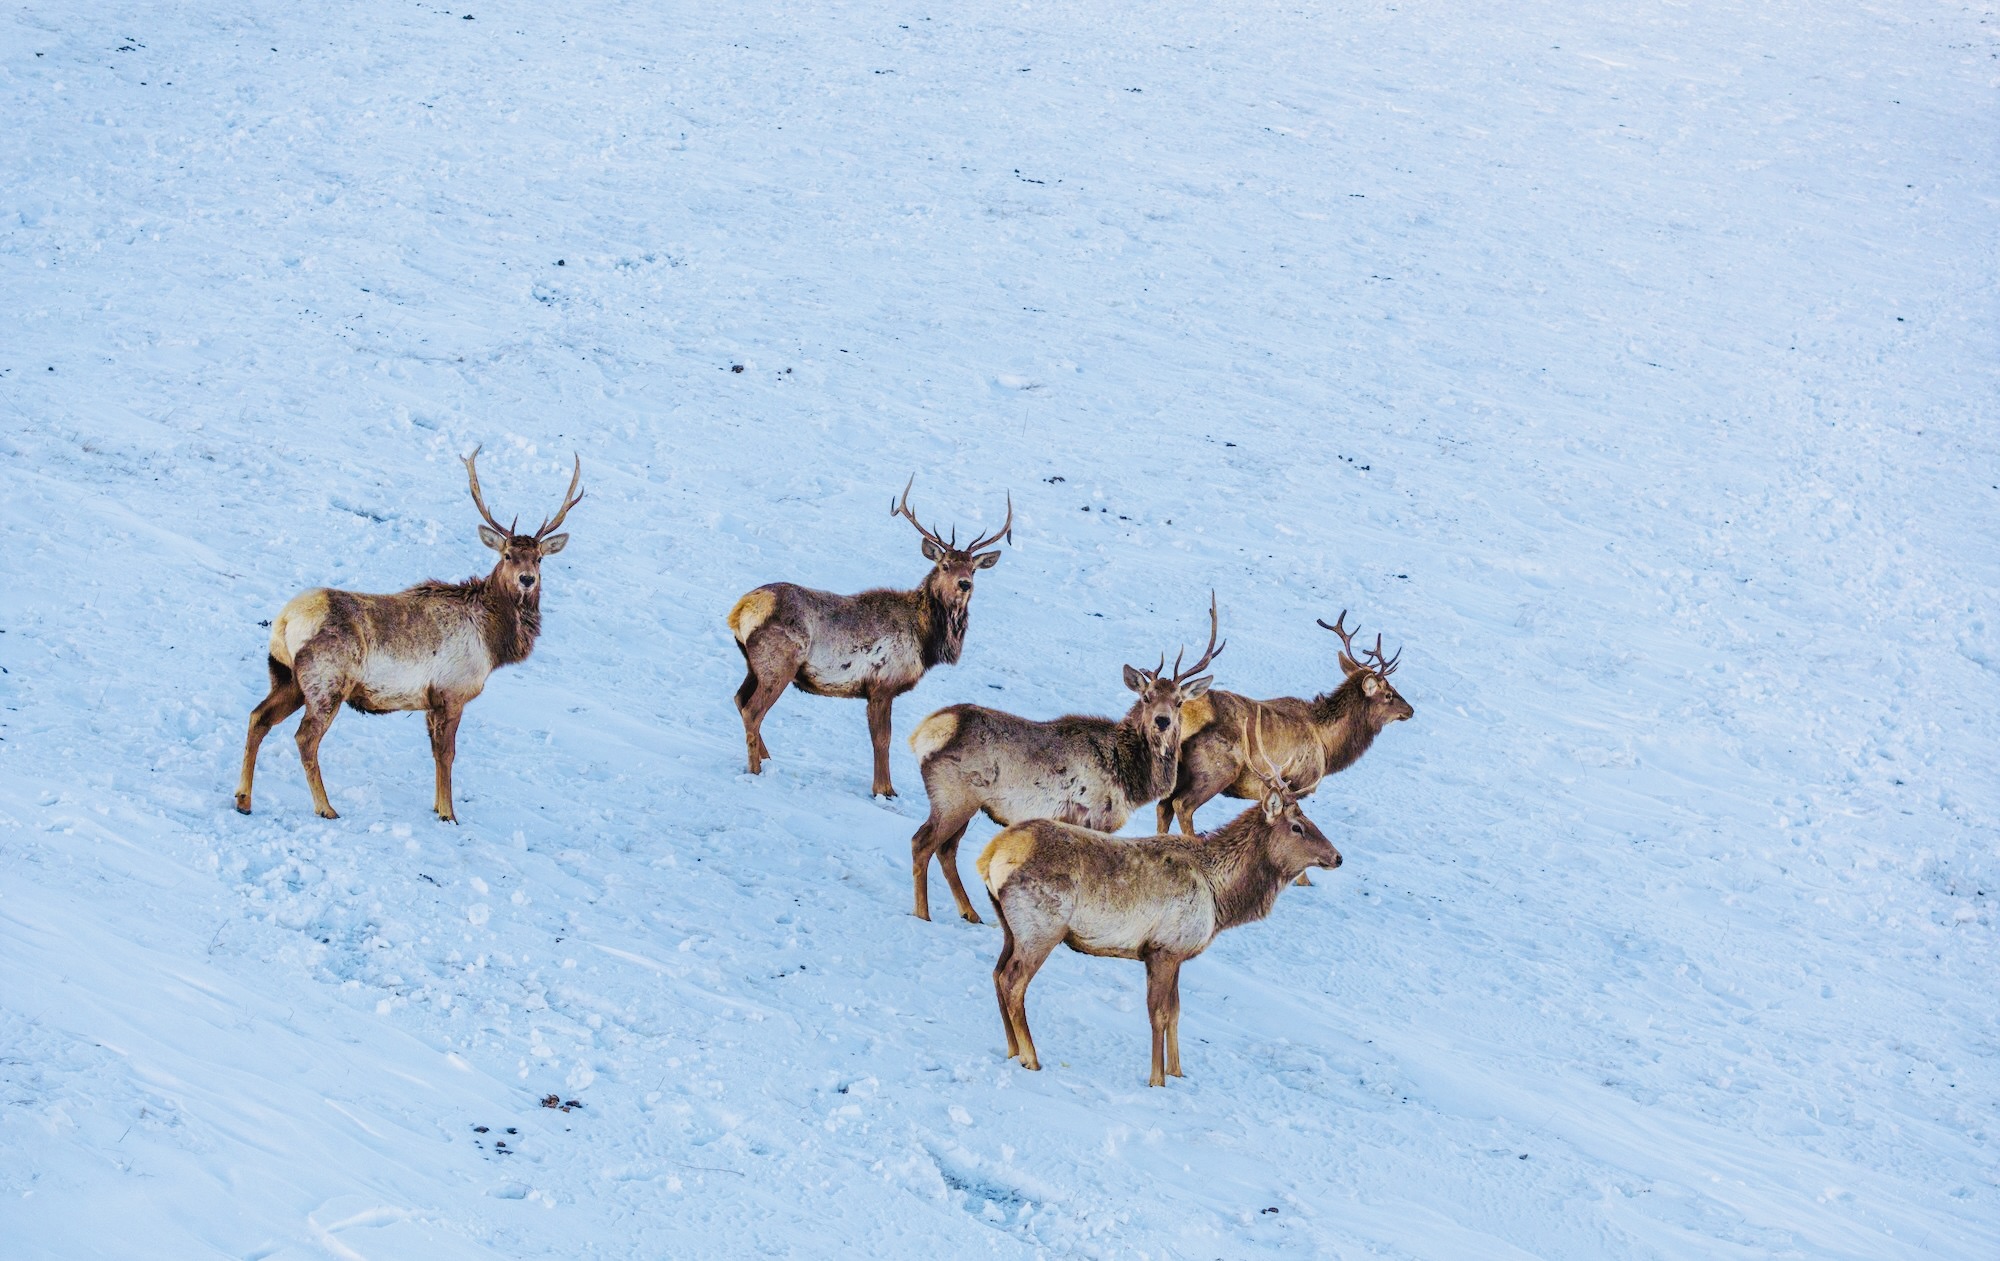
977, 714, 1342, 1086
234, 448, 583, 822
903, 596, 1224, 923
1159, 611, 1411, 884
728, 478, 1012, 798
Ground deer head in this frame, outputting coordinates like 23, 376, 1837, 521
1122, 593, 1226, 764
891, 475, 1012, 619
1318, 611, 1414, 726
1248, 710, 1342, 871
464, 447, 585, 601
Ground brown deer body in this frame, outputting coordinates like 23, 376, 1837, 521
904, 598, 1223, 923
978, 725, 1341, 1086
233, 450, 582, 822
729, 479, 1010, 798
1161, 612, 1412, 859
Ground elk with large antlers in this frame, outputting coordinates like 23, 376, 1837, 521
1158, 612, 1412, 874
903, 596, 1225, 922
234, 449, 583, 821
728, 478, 1012, 797
978, 713, 1342, 1086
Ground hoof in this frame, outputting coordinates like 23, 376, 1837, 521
960, 909, 983, 925
315, 806, 340, 820
233, 797, 252, 815
912, 907, 932, 922
436, 813, 458, 825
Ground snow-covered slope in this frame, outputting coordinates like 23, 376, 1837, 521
3, 0, 1995, 1256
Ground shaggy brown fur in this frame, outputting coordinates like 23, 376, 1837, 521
233, 450, 580, 822
978, 791, 1341, 1087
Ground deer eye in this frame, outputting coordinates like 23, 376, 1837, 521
1290, 822, 1304, 834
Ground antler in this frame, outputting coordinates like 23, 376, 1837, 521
463, 445, 517, 535
890, 476, 1013, 554
533, 453, 585, 539
964, 492, 1013, 554
1317, 610, 1400, 676
1246, 707, 1298, 806
890, 475, 953, 550
1168, 591, 1226, 686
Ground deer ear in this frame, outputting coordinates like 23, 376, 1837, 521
538, 533, 569, 556
1181, 675, 1213, 699
1122, 664, 1147, 693
1361, 674, 1381, 697
1262, 791, 1286, 822
972, 549, 1002, 570
922, 538, 946, 563
479, 525, 508, 552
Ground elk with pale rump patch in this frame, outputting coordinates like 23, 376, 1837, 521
977, 714, 1342, 1087
234, 449, 583, 821
903, 597, 1224, 923
1159, 611, 1411, 883
728, 478, 1011, 798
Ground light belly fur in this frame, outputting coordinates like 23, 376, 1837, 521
358, 639, 489, 709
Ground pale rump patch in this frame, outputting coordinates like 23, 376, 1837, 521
727, 589, 777, 642
269, 589, 332, 666
1179, 694, 1216, 738
977, 828, 1037, 894
909, 711, 960, 761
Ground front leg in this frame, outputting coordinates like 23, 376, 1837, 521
866, 693, 897, 797
427, 701, 465, 823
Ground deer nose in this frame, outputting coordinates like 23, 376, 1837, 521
1154, 715, 1171, 731
519, 574, 536, 588
956, 579, 972, 592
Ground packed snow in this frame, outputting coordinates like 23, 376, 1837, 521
3, 0, 1996, 1256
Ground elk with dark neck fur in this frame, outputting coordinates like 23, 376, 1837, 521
234, 448, 583, 822
728, 478, 1012, 798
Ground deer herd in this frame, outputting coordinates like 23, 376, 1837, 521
235, 457, 1414, 1088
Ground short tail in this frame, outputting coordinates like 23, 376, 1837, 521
976, 827, 1037, 896
727, 589, 778, 644
909, 709, 962, 762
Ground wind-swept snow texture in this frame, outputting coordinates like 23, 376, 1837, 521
3, 0, 1996, 1257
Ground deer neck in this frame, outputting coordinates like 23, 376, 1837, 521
916, 583, 968, 668
480, 573, 543, 667
1309, 677, 1380, 775
1107, 713, 1178, 808
1198, 811, 1294, 931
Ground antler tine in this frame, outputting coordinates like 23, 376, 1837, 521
533, 453, 585, 539
1247, 707, 1294, 803
462, 445, 510, 534
890, 474, 950, 549
966, 491, 1014, 553
1318, 609, 1367, 673
1170, 591, 1226, 685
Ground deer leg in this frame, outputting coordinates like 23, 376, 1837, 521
427, 701, 465, 823
909, 803, 972, 921
293, 693, 343, 820
865, 693, 897, 797
1166, 968, 1184, 1078
992, 910, 1019, 1058
936, 825, 983, 925
1144, 954, 1183, 1087
736, 634, 800, 775
1001, 931, 1059, 1071
235, 657, 303, 814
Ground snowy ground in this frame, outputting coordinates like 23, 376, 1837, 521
3, 0, 1997, 1256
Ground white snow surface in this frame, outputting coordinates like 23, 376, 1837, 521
3, 0, 1996, 1256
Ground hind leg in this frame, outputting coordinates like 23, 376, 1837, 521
737, 628, 804, 775
235, 657, 304, 814
291, 650, 349, 819
936, 826, 982, 924
998, 923, 1060, 1071
733, 668, 771, 761
991, 912, 1019, 1058
1171, 754, 1241, 835
909, 802, 973, 921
